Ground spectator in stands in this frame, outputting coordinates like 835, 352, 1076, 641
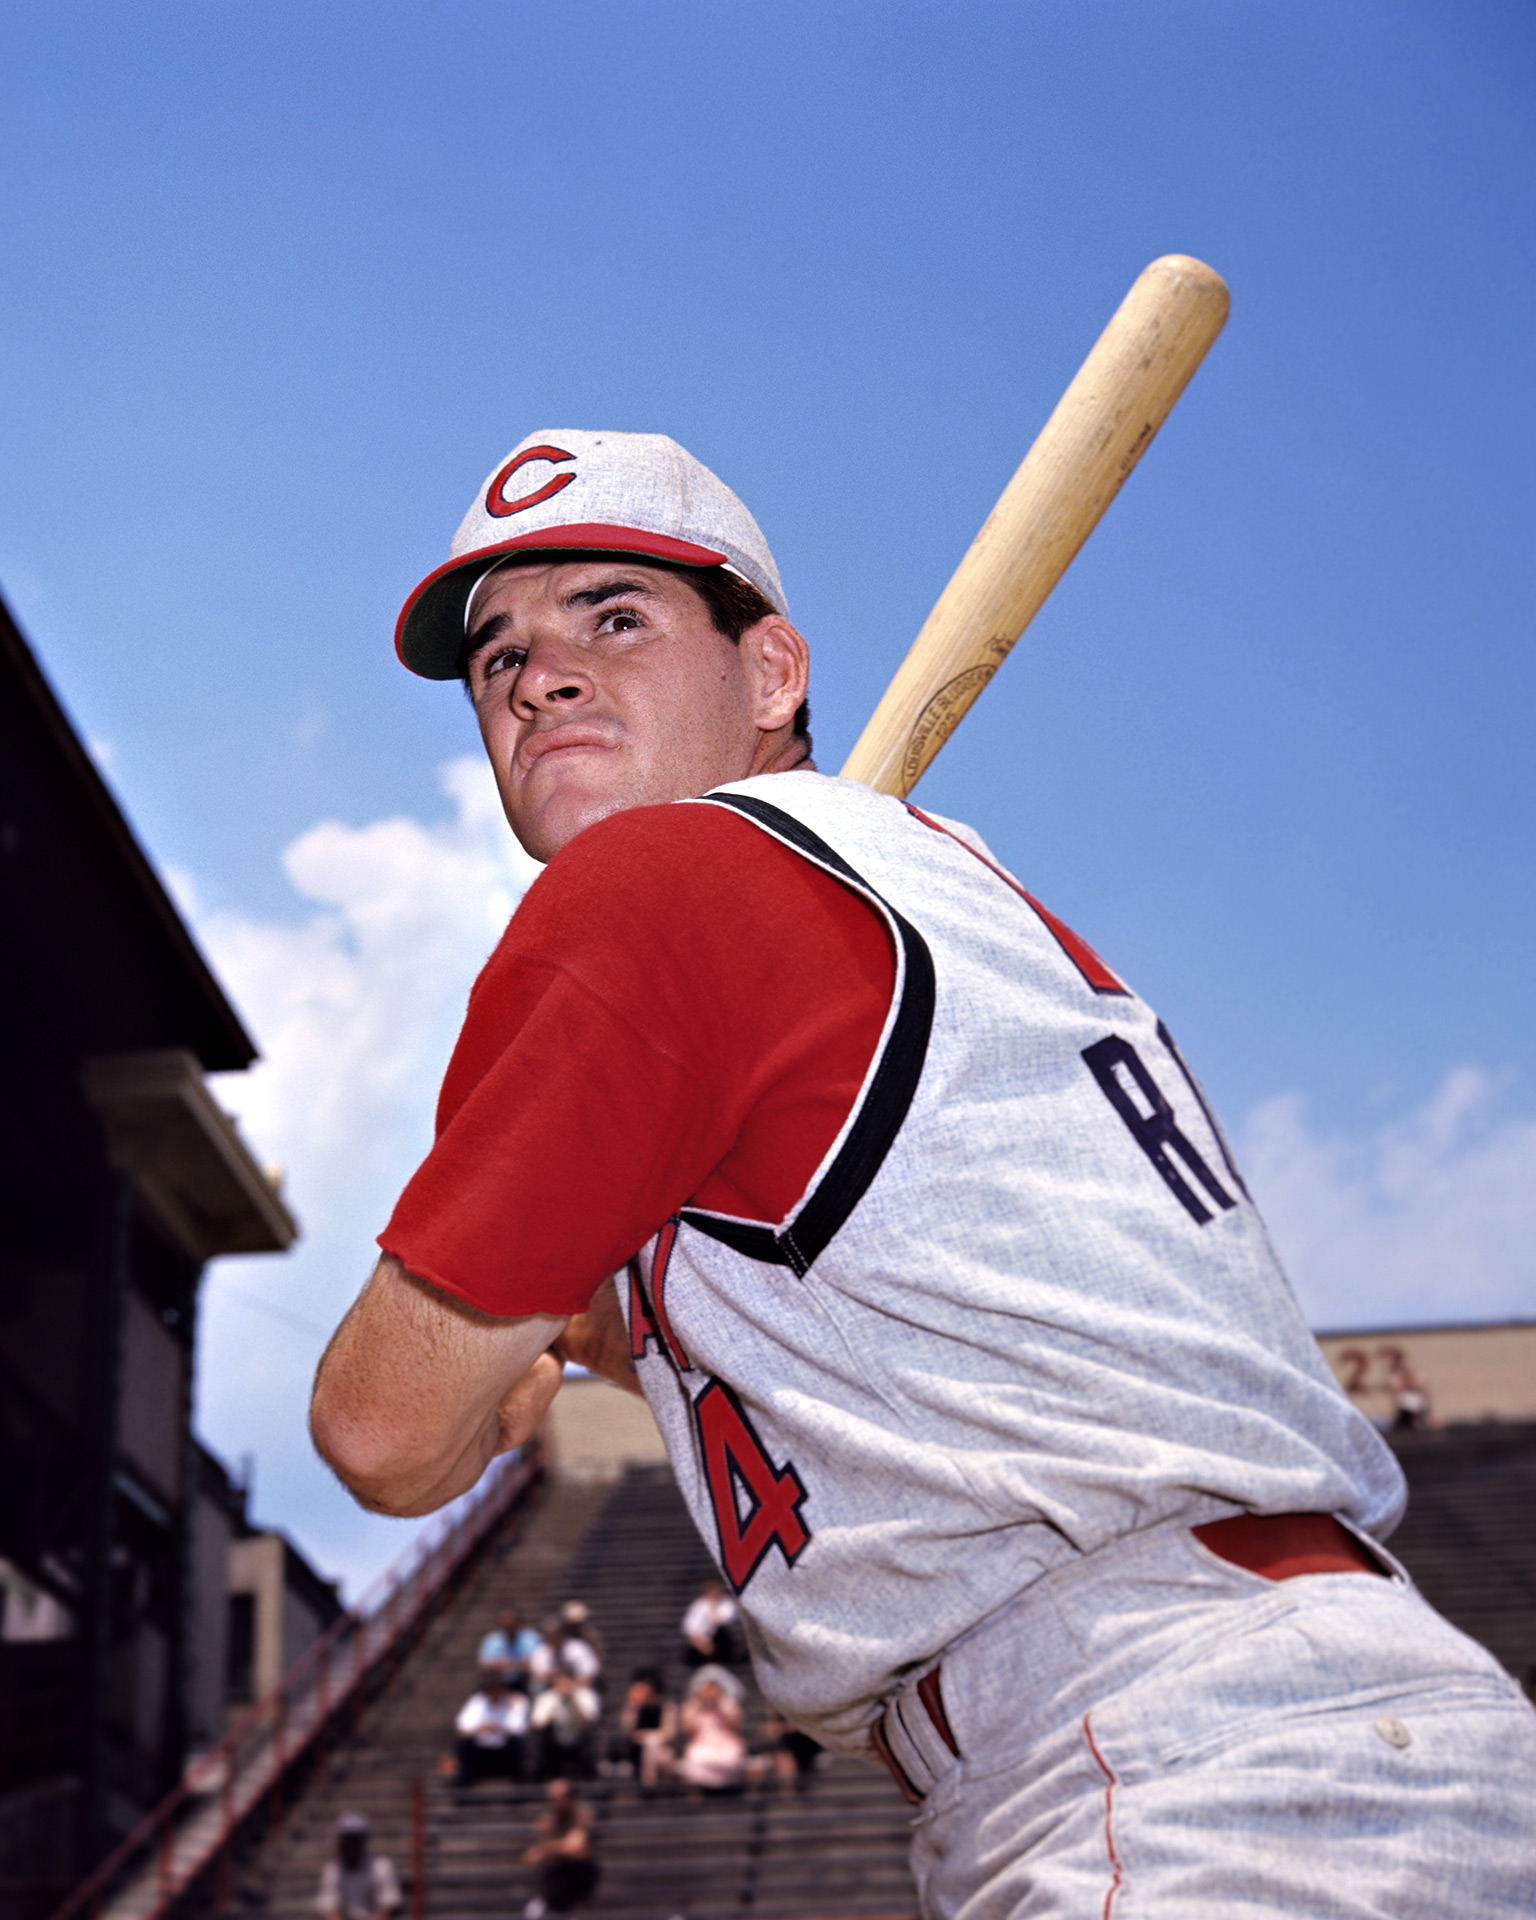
1390, 1355, 1433, 1430
455, 1672, 531, 1783
560, 1598, 605, 1663
316, 1812, 401, 1920
478, 1607, 540, 1683
530, 1667, 600, 1779
528, 1615, 603, 1694
759, 1709, 821, 1794
676, 1671, 747, 1795
558, 1618, 603, 1692
526, 1620, 563, 1692
680, 1577, 738, 1669
522, 1780, 599, 1919
617, 1667, 677, 1792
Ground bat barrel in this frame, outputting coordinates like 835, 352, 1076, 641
840, 255, 1230, 798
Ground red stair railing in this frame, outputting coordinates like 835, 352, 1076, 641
49, 1443, 542, 1920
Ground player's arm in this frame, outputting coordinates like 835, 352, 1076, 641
330, 807, 890, 1506
552, 1273, 646, 1398
310, 1253, 567, 1517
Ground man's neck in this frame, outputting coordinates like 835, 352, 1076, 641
748, 734, 816, 779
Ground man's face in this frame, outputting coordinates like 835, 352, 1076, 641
464, 558, 803, 862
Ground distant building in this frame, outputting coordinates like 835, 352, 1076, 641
187, 1443, 245, 1755
1316, 1319, 1536, 1429
226, 1528, 342, 1711
1316, 1319, 1536, 1692
0, 593, 298, 1914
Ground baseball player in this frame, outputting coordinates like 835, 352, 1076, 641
312, 432, 1536, 1915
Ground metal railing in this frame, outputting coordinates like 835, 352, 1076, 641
49, 1445, 542, 1920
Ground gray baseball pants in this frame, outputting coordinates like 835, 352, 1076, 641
878, 1517, 1536, 1917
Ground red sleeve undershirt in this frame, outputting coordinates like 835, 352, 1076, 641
379, 800, 896, 1318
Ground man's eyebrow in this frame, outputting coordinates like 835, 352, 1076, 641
464, 576, 657, 665
465, 610, 514, 659
561, 577, 658, 610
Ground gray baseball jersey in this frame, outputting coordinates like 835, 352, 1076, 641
617, 770, 1404, 1752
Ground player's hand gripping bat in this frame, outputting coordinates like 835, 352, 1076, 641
839, 255, 1230, 799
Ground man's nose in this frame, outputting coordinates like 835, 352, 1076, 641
510, 643, 594, 715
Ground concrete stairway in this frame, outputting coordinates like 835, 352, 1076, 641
221, 1463, 917, 1920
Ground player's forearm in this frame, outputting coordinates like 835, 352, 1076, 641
310, 1253, 566, 1516
315, 1347, 557, 1519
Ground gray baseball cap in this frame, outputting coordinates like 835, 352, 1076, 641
395, 430, 788, 679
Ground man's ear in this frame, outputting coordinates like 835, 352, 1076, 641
743, 616, 810, 732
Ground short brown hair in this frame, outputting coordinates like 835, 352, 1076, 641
683, 566, 811, 744
460, 553, 812, 745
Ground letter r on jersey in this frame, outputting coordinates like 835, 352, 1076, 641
1082, 1034, 1236, 1226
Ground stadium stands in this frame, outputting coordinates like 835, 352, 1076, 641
223, 1466, 914, 1920
193, 1419, 1536, 1920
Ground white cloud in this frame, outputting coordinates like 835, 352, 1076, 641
1243, 1067, 1536, 1330
188, 758, 540, 1597
206, 756, 538, 1193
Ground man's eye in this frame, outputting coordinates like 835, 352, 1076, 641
599, 610, 641, 633
483, 646, 526, 679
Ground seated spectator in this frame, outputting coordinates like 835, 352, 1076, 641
528, 1617, 603, 1694
526, 1621, 564, 1692
676, 1672, 747, 1795
681, 1578, 739, 1669
530, 1668, 600, 1780
316, 1812, 401, 1920
558, 1621, 603, 1692
559, 1599, 605, 1662
759, 1709, 821, 1793
455, 1674, 530, 1783
617, 1668, 676, 1792
523, 1780, 599, 1919
478, 1607, 540, 1684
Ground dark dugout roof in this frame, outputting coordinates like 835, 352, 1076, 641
0, 590, 256, 1072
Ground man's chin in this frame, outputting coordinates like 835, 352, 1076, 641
507, 786, 642, 865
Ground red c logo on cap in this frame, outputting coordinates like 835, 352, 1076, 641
485, 444, 577, 518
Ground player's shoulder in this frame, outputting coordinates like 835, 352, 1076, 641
505, 784, 833, 961
533, 770, 915, 891
706, 770, 1009, 879
551, 790, 778, 872
520, 798, 791, 940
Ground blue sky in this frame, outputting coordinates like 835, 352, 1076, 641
4, 1, 1533, 1593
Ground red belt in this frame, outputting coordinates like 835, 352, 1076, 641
1192, 1510, 1385, 1581
872, 1513, 1383, 1804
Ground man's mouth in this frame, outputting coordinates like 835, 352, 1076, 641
518, 726, 618, 771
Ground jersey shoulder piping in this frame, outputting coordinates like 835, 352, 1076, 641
905, 804, 1128, 997
678, 791, 936, 1277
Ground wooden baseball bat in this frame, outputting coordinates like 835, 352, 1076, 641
840, 254, 1230, 798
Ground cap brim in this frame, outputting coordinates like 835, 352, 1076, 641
395, 524, 730, 679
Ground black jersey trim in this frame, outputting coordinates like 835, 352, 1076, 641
676, 792, 936, 1277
